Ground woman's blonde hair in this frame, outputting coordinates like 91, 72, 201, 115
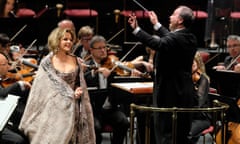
48, 27, 76, 54
194, 51, 210, 81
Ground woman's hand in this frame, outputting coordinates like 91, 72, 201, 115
74, 87, 83, 99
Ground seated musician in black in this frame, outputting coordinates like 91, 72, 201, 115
189, 51, 212, 143
213, 35, 240, 72
0, 52, 31, 144
84, 35, 129, 144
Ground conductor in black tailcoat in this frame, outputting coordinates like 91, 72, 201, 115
128, 5, 198, 144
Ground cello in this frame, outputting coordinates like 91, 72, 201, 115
216, 99, 240, 144
216, 122, 240, 144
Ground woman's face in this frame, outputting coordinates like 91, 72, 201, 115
59, 32, 73, 53
4, 0, 14, 15
192, 60, 198, 72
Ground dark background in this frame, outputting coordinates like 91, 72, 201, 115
1, 0, 240, 61
0, 0, 204, 46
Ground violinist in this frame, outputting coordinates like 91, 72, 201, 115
0, 0, 16, 18
5, 44, 38, 85
0, 52, 30, 144
73, 25, 94, 63
9, 44, 23, 61
84, 35, 129, 144
0, 33, 11, 59
189, 51, 212, 143
213, 35, 240, 72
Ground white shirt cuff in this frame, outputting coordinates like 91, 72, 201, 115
91, 69, 96, 77
153, 22, 162, 30
133, 27, 141, 35
18, 81, 25, 91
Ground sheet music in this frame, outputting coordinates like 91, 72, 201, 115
0, 94, 19, 131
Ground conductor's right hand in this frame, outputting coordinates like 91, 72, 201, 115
128, 14, 138, 29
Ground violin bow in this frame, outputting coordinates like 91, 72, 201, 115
204, 53, 220, 65
19, 39, 38, 59
10, 24, 27, 42
11, 39, 38, 70
107, 28, 125, 43
110, 42, 141, 73
226, 54, 240, 70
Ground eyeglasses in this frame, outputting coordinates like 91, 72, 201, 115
227, 44, 240, 49
91, 46, 107, 50
81, 37, 92, 41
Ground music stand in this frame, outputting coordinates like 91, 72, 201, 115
87, 87, 109, 113
213, 70, 240, 100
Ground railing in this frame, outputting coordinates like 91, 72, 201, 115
130, 100, 229, 144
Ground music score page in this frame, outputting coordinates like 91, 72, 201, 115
0, 94, 19, 131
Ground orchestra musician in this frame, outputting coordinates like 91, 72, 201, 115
213, 35, 240, 72
0, 33, 11, 60
0, 51, 31, 144
73, 25, 94, 63
7, 44, 38, 84
57, 19, 76, 33
0, 0, 16, 18
209, 35, 240, 144
189, 51, 212, 143
128, 5, 198, 144
0, 33, 34, 130
84, 35, 130, 144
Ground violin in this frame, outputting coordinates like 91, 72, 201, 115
19, 58, 38, 72
1, 58, 38, 88
1, 71, 35, 88
100, 55, 134, 76
192, 70, 202, 83
216, 122, 240, 144
226, 54, 240, 70
100, 54, 150, 78
215, 99, 240, 144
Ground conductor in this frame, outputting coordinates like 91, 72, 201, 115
128, 5, 198, 144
